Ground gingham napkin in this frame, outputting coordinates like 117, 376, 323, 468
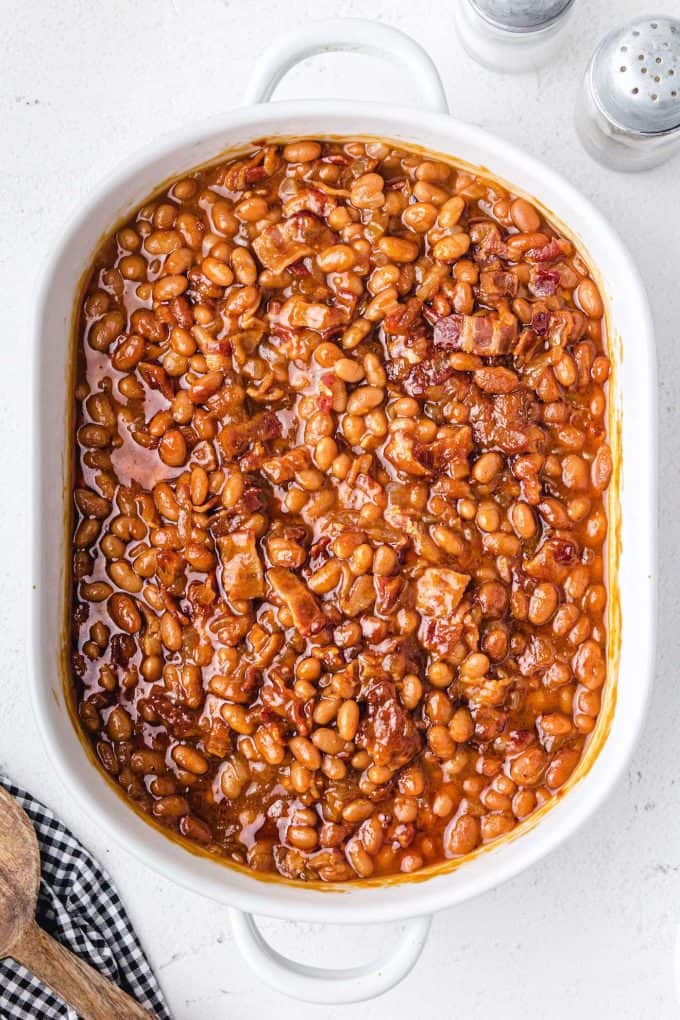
0, 777, 171, 1020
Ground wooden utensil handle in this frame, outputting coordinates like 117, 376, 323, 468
13, 919, 157, 1020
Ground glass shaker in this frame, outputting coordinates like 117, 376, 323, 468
454, 0, 577, 73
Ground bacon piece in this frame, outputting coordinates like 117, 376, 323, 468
470, 222, 510, 263
403, 351, 454, 396
526, 237, 565, 262
420, 424, 473, 479
384, 297, 423, 336
138, 362, 174, 401
282, 188, 337, 219
462, 675, 513, 708
374, 575, 404, 616
266, 567, 327, 637
479, 270, 518, 303
252, 212, 334, 273
252, 222, 312, 273
474, 366, 520, 394
547, 309, 586, 347
471, 390, 544, 455
218, 411, 281, 460
518, 635, 558, 677
261, 446, 311, 484
260, 676, 310, 734
524, 537, 579, 583
356, 679, 422, 771
384, 423, 432, 477
275, 294, 346, 334
513, 327, 541, 362
419, 601, 470, 658
416, 567, 470, 618
433, 311, 518, 357
531, 305, 551, 336
529, 267, 560, 297
169, 295, 194, 328
340, 472, 387, 511
216, 529, 265, 600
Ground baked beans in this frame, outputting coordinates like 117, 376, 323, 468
70, 138, 610, 883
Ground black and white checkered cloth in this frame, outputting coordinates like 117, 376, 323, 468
0, 777, 171, 1020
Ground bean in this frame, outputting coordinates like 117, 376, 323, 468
334, 357, 364, 383
350, 173, 384, 209
340, 799, 374, 825
312, 728, 345, 755
528, 583, 559, 626
289, 736, 321, 770
481, 813, 515, 842
445, 813, 481, 856
402, 202, 438, 233
109, 592, 142, 632
510, 501, 537, 539
172, 744, 209, 775
346, 837, 374, 877
201, 256, 234, 287
159, 429, 187, 467
317, 244, 357, 273
153, 796, 190, 820
221, 704, 255, 735
510, 747, 548, 786
80, 581, 111, 603
283, 141, 321, 162
449, 707, 474, 743
346, 386, 384, 415
428, 725, 456, 759
432, 233, 471, 262
75, 488, 111, 519
288, 825, 319, 850
308, 559, 342, 594
235, 195, 268, 221
438, 196, 465, 228
461, 652, 490, 679
591, 444, 612, 491
510, 198, 541, 233
153, 275, 188, 301
377, 236, 419, 263
336, 700, 360, 741
106, 706, 133, 742
546, 748, 581, 788
576, 278, 604, 318
220, 756, 249, 798
254, 726, 285, 765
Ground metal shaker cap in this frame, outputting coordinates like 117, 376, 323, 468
590, 15, 680, 135
469, 0, 575, 32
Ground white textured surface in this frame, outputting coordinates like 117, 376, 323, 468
0, 0, 677, 1017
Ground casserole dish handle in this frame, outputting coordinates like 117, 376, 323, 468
243, 17, 449, 113
229, 908, 432, 1003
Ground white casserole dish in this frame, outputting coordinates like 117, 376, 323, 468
30, 18, 657, 1004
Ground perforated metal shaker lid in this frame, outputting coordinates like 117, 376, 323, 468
590, 14, 680, 135
469, 0, 575, 32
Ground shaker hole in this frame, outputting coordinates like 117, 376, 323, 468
632, 87, 639, 94
651, 93, 658, 100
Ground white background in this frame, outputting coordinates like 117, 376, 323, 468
1, 1, 678, 1017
